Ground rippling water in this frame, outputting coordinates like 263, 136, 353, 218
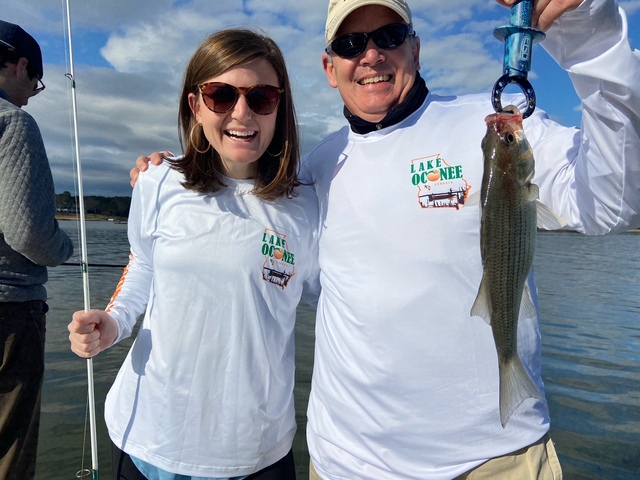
35, 222, 639, 479
534, 231, 640, 479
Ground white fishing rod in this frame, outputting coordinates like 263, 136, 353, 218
63, 0, 99, 478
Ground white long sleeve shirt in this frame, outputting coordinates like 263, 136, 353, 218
302, 1, 640, 479
103, 163, 319, 477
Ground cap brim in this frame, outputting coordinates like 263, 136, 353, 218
326, 0, 412, 43
0, 39, 15, 49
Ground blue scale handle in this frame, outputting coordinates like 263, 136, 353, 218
491, 0, 545, 118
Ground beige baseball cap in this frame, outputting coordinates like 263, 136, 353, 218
325, 0, 413, 44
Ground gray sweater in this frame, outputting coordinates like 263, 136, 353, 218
0, 89, 73, 302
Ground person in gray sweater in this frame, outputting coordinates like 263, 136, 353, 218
0, 19, 73, 479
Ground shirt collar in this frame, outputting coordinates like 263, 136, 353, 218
0, 88, 12, 103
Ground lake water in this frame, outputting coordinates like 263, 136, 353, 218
35, 221, 639, 479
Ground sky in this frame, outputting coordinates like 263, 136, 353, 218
4, 0, 640, 197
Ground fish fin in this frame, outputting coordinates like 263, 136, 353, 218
470, 275, 492, 325
535, 200, 567, 231
499, 356, 544, 428
519, 283, 537, 319
527, 184, 540, 202
465, 190, 481, 207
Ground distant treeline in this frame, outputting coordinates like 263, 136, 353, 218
56, 191, 131, 218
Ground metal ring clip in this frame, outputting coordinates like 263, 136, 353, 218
491, 74, 536, 119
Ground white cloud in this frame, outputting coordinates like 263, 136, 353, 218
421, 32, 502, 94
9, 0, 640, 196
619, 1, 640, 15
101, 10, 236, 74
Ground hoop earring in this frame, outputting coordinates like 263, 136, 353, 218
190, 123, 211, 154
267, 140, 286, 158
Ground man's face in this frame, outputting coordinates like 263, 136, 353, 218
22, 73, 39, 106
322, 5, 420, 123
9, 58, 39, 107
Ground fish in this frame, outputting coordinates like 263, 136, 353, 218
468, 105, 565, 428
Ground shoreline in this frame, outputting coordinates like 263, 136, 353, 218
540, 228, 640, 234
56, 213, 127, 222
54, 214, 640, 233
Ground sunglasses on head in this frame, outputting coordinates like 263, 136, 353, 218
198, 82, 283, 116
325, 23, 415, 59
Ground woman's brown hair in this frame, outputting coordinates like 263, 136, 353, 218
170, 29, 300, 200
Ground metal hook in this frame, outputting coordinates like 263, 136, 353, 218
492, 74, 536, 119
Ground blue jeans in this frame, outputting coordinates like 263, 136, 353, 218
112, 443, 296, 480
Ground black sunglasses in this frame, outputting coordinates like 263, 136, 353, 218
198, 82, 283, 116
31, 76, 45, 95
325, 23, 415, 59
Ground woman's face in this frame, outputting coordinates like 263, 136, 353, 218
189, 58, 280, 179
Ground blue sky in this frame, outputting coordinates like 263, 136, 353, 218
4, 0, 640, 196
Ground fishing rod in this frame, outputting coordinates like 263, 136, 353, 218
63, 0, 99, 478
62, 262, 127, 269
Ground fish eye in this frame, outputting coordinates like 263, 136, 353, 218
502, 132, 515, 144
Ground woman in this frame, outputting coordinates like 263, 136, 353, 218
68, 29, 319, 480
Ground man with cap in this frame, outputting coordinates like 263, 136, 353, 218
131, 0, 640, 477
301, 0, 639, 478
0, 19, 73, 479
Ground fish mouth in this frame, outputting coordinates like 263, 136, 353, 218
225, 129, 257, 140
487, 105, 522, 121
485, 106, 523, 131
357, 74, 391, 86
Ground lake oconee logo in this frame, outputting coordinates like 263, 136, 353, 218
261, 229, 295, 289
410, 154, 471, 210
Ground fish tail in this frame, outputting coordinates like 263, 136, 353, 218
499, 357, 544, 428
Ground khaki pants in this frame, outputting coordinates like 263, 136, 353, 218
309, 433, 562, 480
